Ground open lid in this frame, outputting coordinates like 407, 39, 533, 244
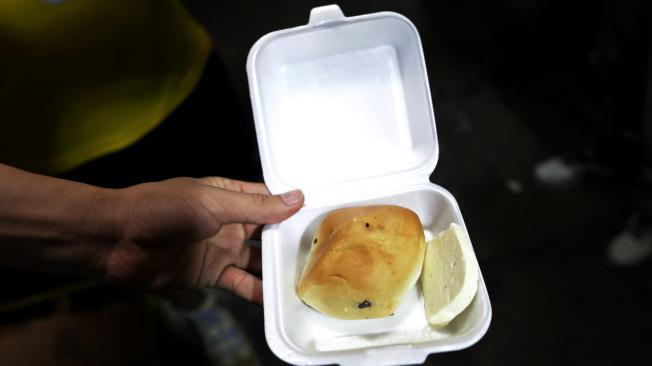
247, 5, 438, 201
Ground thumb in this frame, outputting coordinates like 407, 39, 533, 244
206, 188, 304, 225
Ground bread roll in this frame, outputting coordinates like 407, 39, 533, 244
297, 205, 425, 319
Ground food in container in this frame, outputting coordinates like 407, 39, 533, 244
297, 205, 426, 320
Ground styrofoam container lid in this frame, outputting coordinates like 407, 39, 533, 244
247, 5, 491, 366
247, 4, 438, 204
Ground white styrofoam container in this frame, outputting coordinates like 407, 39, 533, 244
246, 5, 491, 365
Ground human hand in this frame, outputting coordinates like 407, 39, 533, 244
105, 177, 303, 304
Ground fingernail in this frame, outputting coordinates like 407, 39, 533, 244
281, 189, 303, 205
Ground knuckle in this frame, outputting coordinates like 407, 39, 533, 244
198, 176, 228, 189
249, 193, 269, 207
231, 270, 248, 294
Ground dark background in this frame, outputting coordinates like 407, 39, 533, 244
1, 0, 651, 365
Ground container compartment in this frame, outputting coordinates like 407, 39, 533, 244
249, 14, 437, 194
262, 185, 491, 365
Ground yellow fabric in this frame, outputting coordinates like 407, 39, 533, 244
0, 0, 211, 174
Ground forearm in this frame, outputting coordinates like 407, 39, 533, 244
0, 164, 119, 277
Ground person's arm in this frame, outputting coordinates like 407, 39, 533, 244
0, 163, 117, 276
0, 163, 304, 303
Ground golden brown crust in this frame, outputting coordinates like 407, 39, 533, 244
297, 205, 425, 319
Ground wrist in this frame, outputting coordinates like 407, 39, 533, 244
76, 186, 123, 279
